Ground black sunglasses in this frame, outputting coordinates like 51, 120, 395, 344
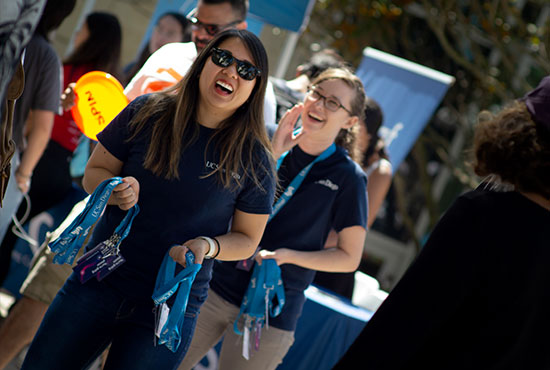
188, 16, 242, 36
210, 47, 261, 81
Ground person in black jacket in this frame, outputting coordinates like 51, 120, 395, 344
334, 76, 550, 370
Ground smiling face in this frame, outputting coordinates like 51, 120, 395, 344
197, 37, 257, 127
301, 78, 358, 142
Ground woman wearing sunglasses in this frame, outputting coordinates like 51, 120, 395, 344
180, 68, 368, 370
21, 29, 275, 370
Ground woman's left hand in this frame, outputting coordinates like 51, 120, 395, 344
255, 248, 294, 266
169, 237, 210, 267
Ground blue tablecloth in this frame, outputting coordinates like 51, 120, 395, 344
277, 285, 373, 370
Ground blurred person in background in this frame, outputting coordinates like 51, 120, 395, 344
0, 0, 75, 275
0, 10, 122, 289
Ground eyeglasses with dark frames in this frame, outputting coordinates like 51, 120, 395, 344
188, 16, 242, 36
307, 87, 353, 115
210, 47, 261, 81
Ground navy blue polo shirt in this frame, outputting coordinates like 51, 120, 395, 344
87, 95, 275, 302
210, 144, 368, 331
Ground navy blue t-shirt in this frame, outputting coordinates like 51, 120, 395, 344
210, 144, 368, 331
87, 95, 275, 302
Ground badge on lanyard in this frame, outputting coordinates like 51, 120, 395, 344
233, 259, 285, 359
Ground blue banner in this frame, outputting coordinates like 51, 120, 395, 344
356, 48, 455, 170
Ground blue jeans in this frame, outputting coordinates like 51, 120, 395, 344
21, 272, 202, 370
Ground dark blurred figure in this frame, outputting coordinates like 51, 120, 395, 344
335, 76, 550, 370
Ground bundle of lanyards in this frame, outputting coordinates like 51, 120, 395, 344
234, 259, 285, 360
49, 177, 139, 283
233, 140, 338, 359
152, 250, 201, 352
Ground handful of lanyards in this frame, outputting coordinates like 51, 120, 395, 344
234, 259, 285, 360
49, 177, 139, 283
152, 250, 201, 352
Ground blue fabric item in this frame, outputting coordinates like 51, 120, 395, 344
49, 177, 139, 265
152, 251, 202, 352
211, 145, 367, 331
233, 259, 285, 335
91, 95, 275, 302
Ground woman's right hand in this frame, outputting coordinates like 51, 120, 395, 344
272, 104, 306, 160
111, 176, 140, 210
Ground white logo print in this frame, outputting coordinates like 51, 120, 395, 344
315, 179, 339, 191
205, 161, 241, 180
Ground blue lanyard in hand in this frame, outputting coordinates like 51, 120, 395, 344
270, 143, 336, 221
49, 177, 139, 265
152, 251, 202, 353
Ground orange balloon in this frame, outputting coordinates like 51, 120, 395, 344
71, 71, 129, 140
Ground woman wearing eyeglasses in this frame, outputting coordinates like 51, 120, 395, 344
21, 29, 275, 370
179, 68, 368, 370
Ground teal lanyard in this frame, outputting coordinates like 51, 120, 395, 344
233, 259, 285, 334
49, 177, 139, 265
152, 251, 201, 352
270, 143, 336, 221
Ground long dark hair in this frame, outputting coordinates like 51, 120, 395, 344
124, 12, 190, 85
128, 29, 273, 190
64, 12, 122, 77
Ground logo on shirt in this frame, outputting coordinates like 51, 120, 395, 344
205, 161, 242, 180
315, 179, 339, 191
